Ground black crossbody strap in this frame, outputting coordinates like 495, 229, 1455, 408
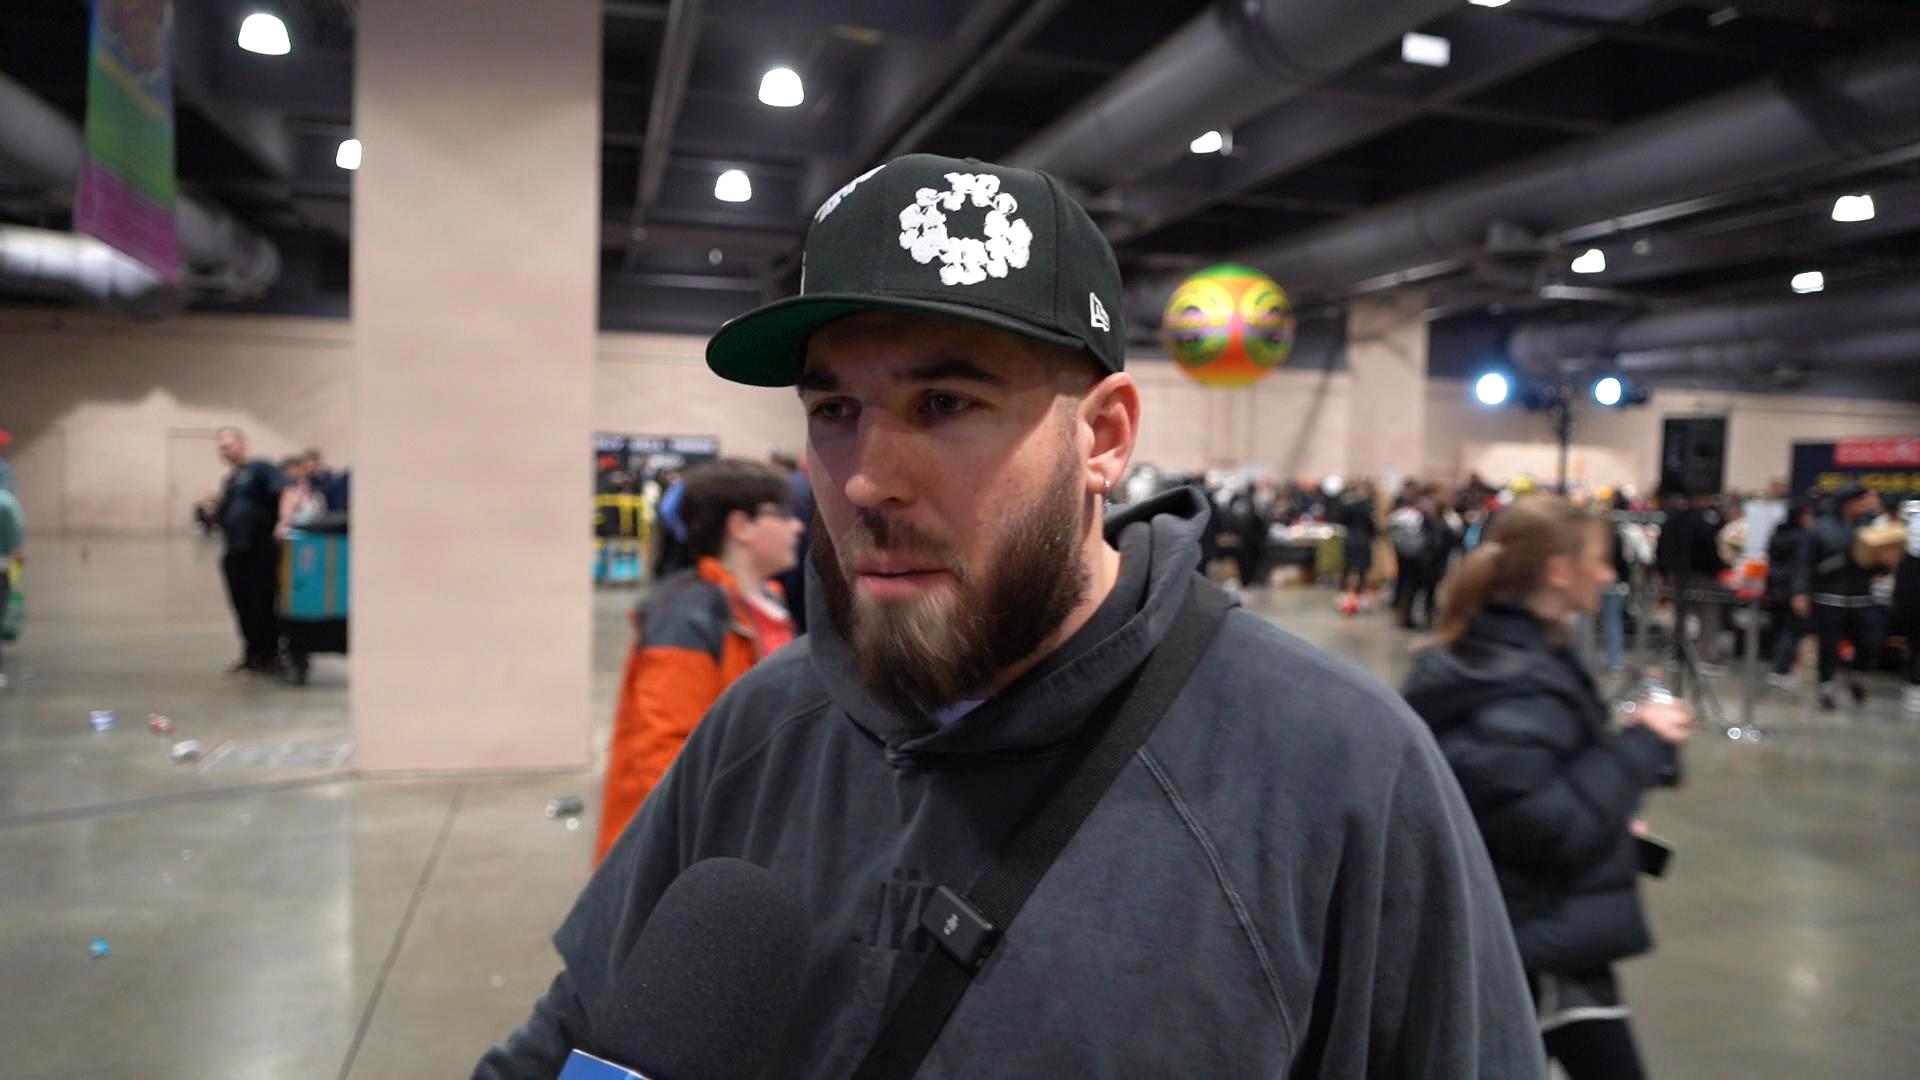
852, 575, 1234, 1080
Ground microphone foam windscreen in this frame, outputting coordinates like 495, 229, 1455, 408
594, 858, 812, 1080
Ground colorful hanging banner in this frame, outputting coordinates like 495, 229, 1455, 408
73, 0, 180, 282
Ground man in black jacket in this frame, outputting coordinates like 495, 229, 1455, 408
1794, 485, 1882, 710
213, 427, 283, 675
1766, 499, 1815, 687
478, 153, 1540, 1078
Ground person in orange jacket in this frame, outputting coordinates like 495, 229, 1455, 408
596, 459, 804, 862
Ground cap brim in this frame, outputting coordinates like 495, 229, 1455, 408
706, 293, 1088, 388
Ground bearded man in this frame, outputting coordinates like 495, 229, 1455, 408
479, 154, 1538, 1078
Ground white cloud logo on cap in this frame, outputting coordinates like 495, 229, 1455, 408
898, 172, 1033, 286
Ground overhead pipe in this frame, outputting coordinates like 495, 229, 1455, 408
0, 225, 177, 313
1612, 327, 1920, 375
1510, 279, 1920, 365
1004, 0, 1463, 189
1194, 40, 1920, 300
0, 70, 279, 301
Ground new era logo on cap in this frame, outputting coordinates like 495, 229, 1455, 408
707, 153, 1126, 387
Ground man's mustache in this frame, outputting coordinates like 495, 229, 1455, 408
834, 513, 963, 578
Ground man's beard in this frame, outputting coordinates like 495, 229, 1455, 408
815, 439, 1092, 719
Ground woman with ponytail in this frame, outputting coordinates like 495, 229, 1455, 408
1403, 494, 1693, 1079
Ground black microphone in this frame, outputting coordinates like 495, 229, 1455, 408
567, 858, 811, 1080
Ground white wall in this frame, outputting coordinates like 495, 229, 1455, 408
1128, 360, 1352, 479
595, 331, 805, 461
0, 310, 352, 532
1424, 377, 1920, 492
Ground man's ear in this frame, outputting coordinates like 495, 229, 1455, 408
724, 508, 753, 545
1078, 372, 1140, 497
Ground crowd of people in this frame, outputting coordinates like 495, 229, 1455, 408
1128, 463, 1920, 716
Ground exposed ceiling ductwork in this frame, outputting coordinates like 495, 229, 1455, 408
1005, 0, 1463, 189
1169, 39, 1920, 303
0, 70, 280, 304
1612, 328, 1920, 376
1509, 279, 1920, 365
0, 225, 177, 311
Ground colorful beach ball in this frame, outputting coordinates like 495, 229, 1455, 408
1160, 264, 1296, 386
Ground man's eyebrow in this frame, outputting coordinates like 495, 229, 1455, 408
903, 358, 1009, 386
796, 370, 839, 394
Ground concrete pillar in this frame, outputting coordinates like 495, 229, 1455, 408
1345, 289, 1429, 486
350, 0, 600, 771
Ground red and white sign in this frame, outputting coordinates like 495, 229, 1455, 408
1834, 437, 1920, 468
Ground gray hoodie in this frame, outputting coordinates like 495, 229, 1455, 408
478, 489, 1541, 1077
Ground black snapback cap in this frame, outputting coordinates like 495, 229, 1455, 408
707, 154, 1125, 387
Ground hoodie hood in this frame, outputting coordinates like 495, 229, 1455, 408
1402, 604, 1600, 735
805, 485, 1215, 761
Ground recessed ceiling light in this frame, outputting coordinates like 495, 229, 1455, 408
1790, 270, 1824, 294
238, 13, 291, 56
1189, 130, 1225, 155
714, 169, 752, 203
1830, 193, 1875, 222
758, 67, 803, 108
1401, 32, 1451, 68
335, 138, 361, 171
1469, 0, 1511, 7
1570, 248, 1606, 274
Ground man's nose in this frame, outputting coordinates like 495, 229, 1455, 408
842, 415, 922, 511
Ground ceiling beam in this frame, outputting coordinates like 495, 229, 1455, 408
606, 0, 670, 19
1490, 7, 1781, 62
605, 270, 766, 292
1578, 176, 1920, 286
628, 0, 708, 264
601, 218, 803, 255
1308, 89, 1612, 138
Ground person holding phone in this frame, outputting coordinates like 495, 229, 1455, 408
1404, 494, 1693, 1080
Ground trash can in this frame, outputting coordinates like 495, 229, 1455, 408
279, 513, 349, 685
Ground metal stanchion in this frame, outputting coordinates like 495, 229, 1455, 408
1742, 587, 1762, 736
1631, 562, 1654, 675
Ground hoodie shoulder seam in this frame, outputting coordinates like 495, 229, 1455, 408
1138, 746, 1297, 1052
706, 695, 835, 791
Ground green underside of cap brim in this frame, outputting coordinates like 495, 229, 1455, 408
706, 293, 1088, 388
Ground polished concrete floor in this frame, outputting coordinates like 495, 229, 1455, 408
2, 535, 1916, 1078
